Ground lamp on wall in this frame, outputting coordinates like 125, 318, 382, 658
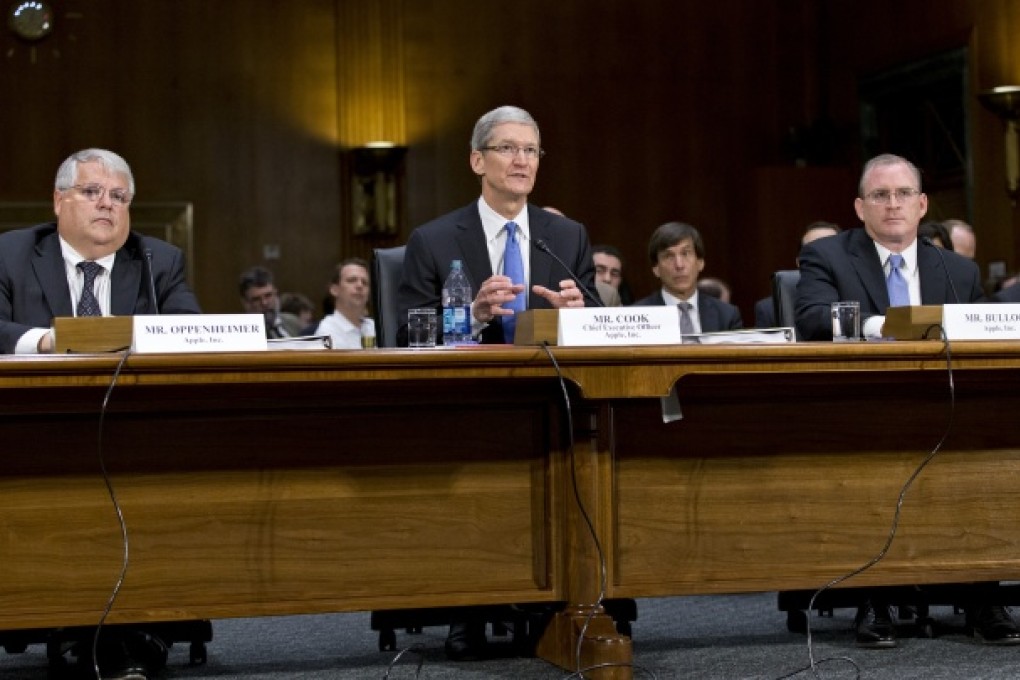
978, 86, 1020, 205
349, 142, 407, 237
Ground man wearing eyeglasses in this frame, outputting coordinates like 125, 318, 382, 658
397, 105, 595, 348
795, 153, 984, 342
0, 148, 200, 355
794, 154, 1019, 649
0, 149, 202, 677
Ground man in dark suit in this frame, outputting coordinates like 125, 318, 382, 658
795, 155, 983, 342
397, 105, 594, 349
396, 106, 594, 658
795, 153, 1017, 649
0, 148, 200, 355
632, 221, 743, 334
0, 149, 201, 678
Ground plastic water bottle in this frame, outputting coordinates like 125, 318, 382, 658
442, 260, 473, 345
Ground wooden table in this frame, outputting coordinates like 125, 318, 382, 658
3, 342, 1020, 678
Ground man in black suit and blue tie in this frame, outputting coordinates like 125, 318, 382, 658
397, 105, 595, 348
632, 221, 743, 336
396, 106, 595, 659
795, 153, 1017, 649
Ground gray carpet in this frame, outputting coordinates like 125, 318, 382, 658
4, 594, 1020, 679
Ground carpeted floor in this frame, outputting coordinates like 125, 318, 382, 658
4, 593, 1020, 679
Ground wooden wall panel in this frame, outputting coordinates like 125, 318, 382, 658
0, 1, 343, 314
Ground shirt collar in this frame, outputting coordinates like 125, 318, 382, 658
59, 236, 117, 270
661, 288, 699, 310
478, 197, 530, 245
874, 238, 918, 275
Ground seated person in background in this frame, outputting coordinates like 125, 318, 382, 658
239, 266, 300, 337
754, 221, 841, 328
315, 258, 374, 348
0, 148, 202, 678
697, 276, 732, 303
633, 221, 742, 335
918, 221, 954, 250
947, 218, 977, 259
592, 243, 632, 304
795, 152, 1015, 648
280, 291, 317, 332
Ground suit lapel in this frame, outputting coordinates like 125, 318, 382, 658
848, 229, 889, 310
527, 204, 555, 307
698, 296, 719, 333
918, 243, 947, 304
31, 232, 73, 318
111, 246, 142, 315
453, 205, 494, 294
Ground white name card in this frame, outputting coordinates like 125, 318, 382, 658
557, 306, 682, 346
942, 304, 1020, 340
132, 314, 268, 353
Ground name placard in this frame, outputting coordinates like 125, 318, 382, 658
133, 314, 268, 353
557, 306, 682, 346
942, 304, 1020, 340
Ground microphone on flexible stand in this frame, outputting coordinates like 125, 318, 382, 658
920, 236, 960, 303
143, 248, 161, 314
532, 239, 604, 307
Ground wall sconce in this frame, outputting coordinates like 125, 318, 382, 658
978, 86, 1020, 204
349, 143, 407, 236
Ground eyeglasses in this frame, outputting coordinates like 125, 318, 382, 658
863, 188, 921, 205
66, 183, 133, 206
480, 144, 545, 160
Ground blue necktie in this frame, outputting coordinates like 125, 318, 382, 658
886, 253, 910, 308
77, 261, 103, 317
502, 222, 526, 343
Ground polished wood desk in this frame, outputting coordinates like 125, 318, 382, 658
3, 342, 1020, 678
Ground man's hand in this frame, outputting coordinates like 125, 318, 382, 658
37, 331, 54, 354
472, 274, 526, 323
533, 279, 585, 308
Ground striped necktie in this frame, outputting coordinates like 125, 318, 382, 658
77, 261, 103, 317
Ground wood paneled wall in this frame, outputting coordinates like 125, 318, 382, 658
0, 0, 1017, 318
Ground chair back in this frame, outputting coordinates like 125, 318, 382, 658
771, 269, 800, 338
372, 246, 406, 348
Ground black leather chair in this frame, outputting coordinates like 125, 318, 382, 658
771, 269, 800, 335
372, 246, 406, 348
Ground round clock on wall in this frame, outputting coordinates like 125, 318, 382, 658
8, 1, 54, 41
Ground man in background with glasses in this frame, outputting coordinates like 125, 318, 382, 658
397, 105, 595, 349
794, 153, 1018, 649
0, 148, 200, 354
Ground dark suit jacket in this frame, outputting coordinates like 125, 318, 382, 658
631, 290, 744, 332
994, 283, 1020, 303
794, 227, 983, 341
754, 296, 776, 328
396, 202, 596, 345
0, 223, 201, 352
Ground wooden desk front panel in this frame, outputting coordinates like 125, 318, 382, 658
610, 369, 1020, 597
0, 378, 566, 629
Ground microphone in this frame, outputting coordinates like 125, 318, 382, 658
533, 239, 604, 307
143, 248, 161, 314
919, 236, 960, 303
